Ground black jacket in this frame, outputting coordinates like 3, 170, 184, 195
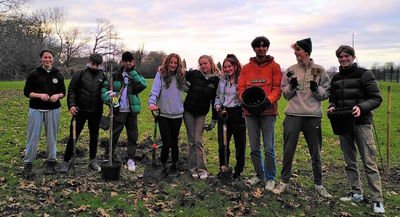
24, 66, 66, 110
184, 70, 219, 118
329, 63, 382, 124
67, 67, 105, 112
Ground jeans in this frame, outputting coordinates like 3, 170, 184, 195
246, 115, 276, 180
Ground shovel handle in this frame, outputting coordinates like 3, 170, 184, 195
151, 109, 161, 120
218, 107, 228, 121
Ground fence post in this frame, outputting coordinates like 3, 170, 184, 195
386, 86, 391, 175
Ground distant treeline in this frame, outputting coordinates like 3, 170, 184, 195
372, 69, 400, 83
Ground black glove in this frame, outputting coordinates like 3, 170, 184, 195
310, 81, 318, 92
289, 77, 298, 89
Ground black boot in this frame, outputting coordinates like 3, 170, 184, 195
45, 160, 57, 175
162, 163, 168, 176
23, 163, 33, 178
170, 163, 177, 174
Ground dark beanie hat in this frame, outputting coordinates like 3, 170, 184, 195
89, 53, 103, 65
296, 38, 312, 55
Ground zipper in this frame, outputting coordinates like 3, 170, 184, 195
302, 65, 307, 91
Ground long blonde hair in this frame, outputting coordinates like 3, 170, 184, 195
198, 55, 220, 75
160, 53, 186, 90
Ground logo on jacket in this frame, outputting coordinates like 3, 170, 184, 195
250, 79, 266, 84
208, 84, 215, 88
52, 78, 58, 84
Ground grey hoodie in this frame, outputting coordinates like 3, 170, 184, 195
148, 72, 184, 118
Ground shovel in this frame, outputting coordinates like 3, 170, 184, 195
219, 107, 233, 181
70, 115, 77, 173
101, 71, 121, 181
151, 109, 162, 167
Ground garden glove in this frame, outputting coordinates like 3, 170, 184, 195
310, 80, 318, 92
290, 77, 298, 89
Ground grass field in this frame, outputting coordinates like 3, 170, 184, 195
0, 79, 399, 216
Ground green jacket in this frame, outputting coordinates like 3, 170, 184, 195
101, 68, 147, 113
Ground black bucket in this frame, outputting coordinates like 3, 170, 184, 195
327, 109, 354, 135
101, 162, 122, 181
242, 86, 269, 115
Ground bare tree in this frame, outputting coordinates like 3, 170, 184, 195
132, 44, 145, 67
30, 7, 65, 59
60, 27, 90, 68
92, 18, 119, 55
0, 0, 29, 14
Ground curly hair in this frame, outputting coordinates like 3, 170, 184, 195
159, 53, 186, 90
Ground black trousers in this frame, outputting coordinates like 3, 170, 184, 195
158, 116, 183, 165
105, 112, 138, 160
281, 116, 323, 185
64, 110, 102, 162
217, 107, 246, 174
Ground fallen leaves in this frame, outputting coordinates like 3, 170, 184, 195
69, 205, 91, 214
252, 187, 263, 199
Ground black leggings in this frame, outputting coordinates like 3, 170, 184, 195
158, 116, 183, 164
217, 107, 246, 174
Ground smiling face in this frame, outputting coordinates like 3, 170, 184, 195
168, 56, 178, 72
199, 57, 211, 74
253, 42, 268, 57
223, 60, 235, 77
122, 60, 135, 71
41, 52, 53, 69
337, 51, 355, 68
294, 46, 308, 62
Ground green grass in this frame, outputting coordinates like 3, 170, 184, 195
0, 80, 399, 216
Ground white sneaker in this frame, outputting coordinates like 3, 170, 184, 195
340, 192, 364, 202
265, 180, 275, 192
199, 173, 208, 180
373, 201, 385, 213
247, 176, 261, 185
192, 172, 199, 179
315, 185, 332, 198
272, 182, 289, 195
127, 159, 136, 172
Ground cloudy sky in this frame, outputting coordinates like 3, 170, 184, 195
25, 0, 400, 70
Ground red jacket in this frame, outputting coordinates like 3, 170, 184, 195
237, 56, 282, 116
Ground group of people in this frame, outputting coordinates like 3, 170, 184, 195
22, 36, 385, 213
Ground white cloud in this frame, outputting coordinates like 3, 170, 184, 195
26, 0, 400, 69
